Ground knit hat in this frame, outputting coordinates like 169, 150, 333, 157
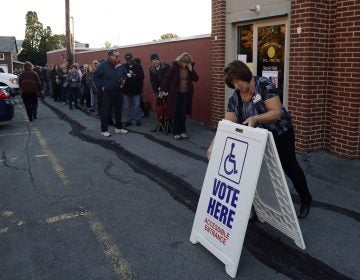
150, 53, 160, 61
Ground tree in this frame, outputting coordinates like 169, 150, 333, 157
160, 33, 179, 40
23, 11, 44, 51
18, 11, 67, 66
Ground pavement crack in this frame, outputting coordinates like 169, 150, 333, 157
1, 151, 26, 171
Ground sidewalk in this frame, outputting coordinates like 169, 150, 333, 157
45, 98, 360, 215
129, 110, 360, 214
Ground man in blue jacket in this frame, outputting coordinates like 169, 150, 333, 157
93, 50, 128, 137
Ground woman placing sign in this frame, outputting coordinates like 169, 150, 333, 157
207, 60, 312, 219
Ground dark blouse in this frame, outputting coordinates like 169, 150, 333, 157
227, 76, 293, 135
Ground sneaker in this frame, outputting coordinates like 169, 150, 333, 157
125, 122, 132, 127
180, 133, 189, 139
101, 131, 111, 137
115, 128, 128, 134
174, 134, 182, 140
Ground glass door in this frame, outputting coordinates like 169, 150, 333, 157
237, 20, 288, 103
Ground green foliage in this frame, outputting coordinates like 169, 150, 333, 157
18, 11, 67, 66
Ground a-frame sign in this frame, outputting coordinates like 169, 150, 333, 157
190, 120, 305, 278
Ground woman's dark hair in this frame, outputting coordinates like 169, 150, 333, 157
223, 60, 253, 89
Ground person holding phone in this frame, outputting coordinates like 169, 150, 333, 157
161, 52, 199, 140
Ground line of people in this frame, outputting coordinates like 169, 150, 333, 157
18, 51, 201, 140
18, 55, 312, 218
93, 50, 199, 140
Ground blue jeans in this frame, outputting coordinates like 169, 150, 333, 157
43, 81, 52, 97
124, 95, 141, 122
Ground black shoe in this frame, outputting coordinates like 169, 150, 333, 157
136, 121, 141, 126
125, 122, 132, 127
33, 115, 37, 119
297, 204, 311, 219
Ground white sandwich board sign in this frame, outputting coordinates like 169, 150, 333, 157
190, 120, 305, 278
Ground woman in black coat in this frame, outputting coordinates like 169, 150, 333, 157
161, 52, 199, 140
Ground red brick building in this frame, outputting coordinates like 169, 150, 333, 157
211, 0, 360, 159
47, 0, 359, 159
47, 35, 211, 124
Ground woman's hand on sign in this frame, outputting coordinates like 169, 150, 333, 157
242, 116, 258, 127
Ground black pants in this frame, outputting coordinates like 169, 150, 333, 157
173, 92, 190, 135
81, 87, 91, 108
273, 128, 312, 205
100, 90, 124, 132
69, 87, 80, 108
22, 96, 38, 121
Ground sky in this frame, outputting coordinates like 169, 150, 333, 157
1, 0, 212, 48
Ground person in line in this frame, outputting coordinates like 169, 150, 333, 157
91, 60, 99, 113
18, 61, 42, 122
93, 50, 128, 137
123, 53, 145, 127
51, 64, 61, 102
161, 52, 199, 140
134, 58, 149, 118
149, 53, 170, 132
41, 64, 52, 97
81, 65, 93, 110
207, 60, 312, 219
59, 64, 69, 105
67, 64, 81, 110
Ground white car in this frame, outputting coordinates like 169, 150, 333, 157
0, 71, 19, 96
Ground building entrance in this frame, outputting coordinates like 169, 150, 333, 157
237, 20, 287, 103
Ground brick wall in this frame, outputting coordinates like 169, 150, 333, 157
329, 0, 360, 158
211, 0, 359, 158
1, 53, 13, 73
290, 0, 360, 158
210, 0, 226, 128
289, 0, 336, 153
47, 37, 211, 124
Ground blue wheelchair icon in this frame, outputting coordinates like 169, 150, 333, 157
224, 143, 238, 175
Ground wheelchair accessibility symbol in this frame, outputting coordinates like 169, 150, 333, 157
218, 137, 248, 184
224, 143, 238, 176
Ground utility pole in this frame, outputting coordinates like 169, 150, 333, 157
65, 0, 73, 66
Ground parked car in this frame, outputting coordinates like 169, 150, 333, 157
0, 86, 14, 124
0, 71, 19, 96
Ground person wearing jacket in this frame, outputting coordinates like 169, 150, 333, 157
18, 61, 42, 122
67, 64, 81, 110
161, 52, 199, 140
149, 53, 170, 132
122, 53, 145, 126
93, 50, 128, 137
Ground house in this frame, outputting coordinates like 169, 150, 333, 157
0, 36, 18, 73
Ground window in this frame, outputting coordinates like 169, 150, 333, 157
236, 20, 288, 104
0, 53, 4, 60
